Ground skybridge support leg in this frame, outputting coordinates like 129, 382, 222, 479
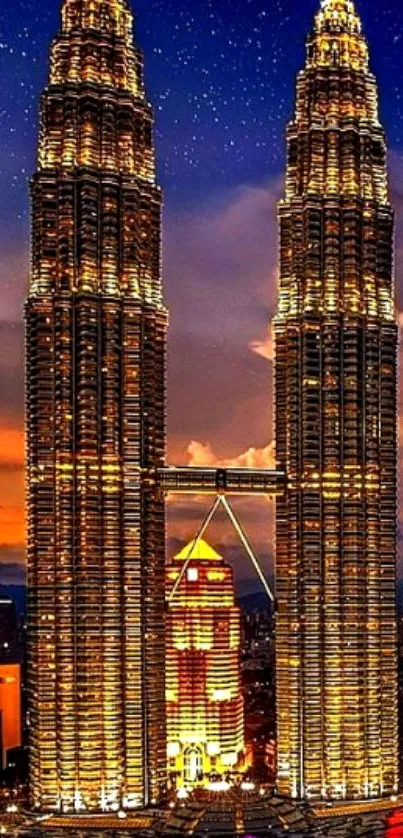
168, 495, 222, 603
219, 495, 275, 604
167, 493, 275, 605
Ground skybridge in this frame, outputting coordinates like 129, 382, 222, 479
154, 466, 286, 604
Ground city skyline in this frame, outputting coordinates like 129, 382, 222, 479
2, 0, 403, 593
0, 0, 401, 821
25, 0, 286, 812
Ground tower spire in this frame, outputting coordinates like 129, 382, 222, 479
61, 0, 133, 37
39, 0, 153, 192
320, 0, 358, 11
309, 0, 368, 70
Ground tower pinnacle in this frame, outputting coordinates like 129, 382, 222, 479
320, 0, 359, 14
309, 0, 368, 69
38, 0, 153, 198
61, 0, 133, 37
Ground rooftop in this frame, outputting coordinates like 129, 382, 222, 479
174, 539, 223, 563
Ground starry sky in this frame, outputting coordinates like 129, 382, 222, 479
1, 0, 403, 593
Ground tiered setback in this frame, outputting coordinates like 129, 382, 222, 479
275, 0, 398, 801
26, 0, 167, 813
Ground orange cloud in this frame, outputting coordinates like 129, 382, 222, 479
0, 426, 25, 550
165, 439, 275, 568
0, 428, 24, 467
187, 439, 275, 470
166, 179, 279, 467
248, 329, 274, 362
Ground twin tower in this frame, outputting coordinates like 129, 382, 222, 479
26, 0, 398, 813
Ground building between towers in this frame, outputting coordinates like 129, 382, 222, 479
166, 540, 245, 786
26, 0, 167, 813
274, 0, 398, 801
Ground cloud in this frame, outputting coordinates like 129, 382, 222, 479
187, 439, 275, 470
0, 561, 26, 586
0, 427, 24, 467
167, 492, 273, 585
3, 152, 403, 582
166, 435, 275, 583
249, 330, 274, 362
0, 426, 25, 556
0, 462, 24, 475
164, 180, 281, 332
0, 247, 28, 324
165, 180, 279, 466
163, 180, 281, 576
0, 541, 26, 585
0, 544, 25, 563
0, 322, 24, 424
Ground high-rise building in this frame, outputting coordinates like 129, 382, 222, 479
26, 0, 167, 813
274, 0, 398, 801
0, 596, 19, 663
0, 664, 22, 771
166, 540, 245, 786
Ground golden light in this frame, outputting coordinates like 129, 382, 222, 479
26, 0, 168, 814
0, 665, 22, 770
275, 0, 398, 803
207, 781, 231, 793
166, 538, 245, 786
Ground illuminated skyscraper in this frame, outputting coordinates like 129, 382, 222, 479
0, 664, 22, 771
166, 540, 244, 785
275, 0, 398, 801
26, 0, 167, 812
0, 596, 19, 663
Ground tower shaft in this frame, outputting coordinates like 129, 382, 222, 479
275, 0, 398, 801
26, 0, 167, 812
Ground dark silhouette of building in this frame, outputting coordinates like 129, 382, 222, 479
0, 596, 18, 663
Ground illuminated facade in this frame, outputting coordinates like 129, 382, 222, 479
0, 596, 19, 663
166, 540, 244, 785
0, 664, 22, 770
26, 0, 167, 812
275, 0, 398, 801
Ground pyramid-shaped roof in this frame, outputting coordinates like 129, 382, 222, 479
174, 539, 223, 562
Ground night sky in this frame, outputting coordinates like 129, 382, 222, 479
1, 0, 403, 592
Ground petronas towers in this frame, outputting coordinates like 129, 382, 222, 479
26, 0, 167, 812
275, 0, 398, 800
26, 0, 398, 814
